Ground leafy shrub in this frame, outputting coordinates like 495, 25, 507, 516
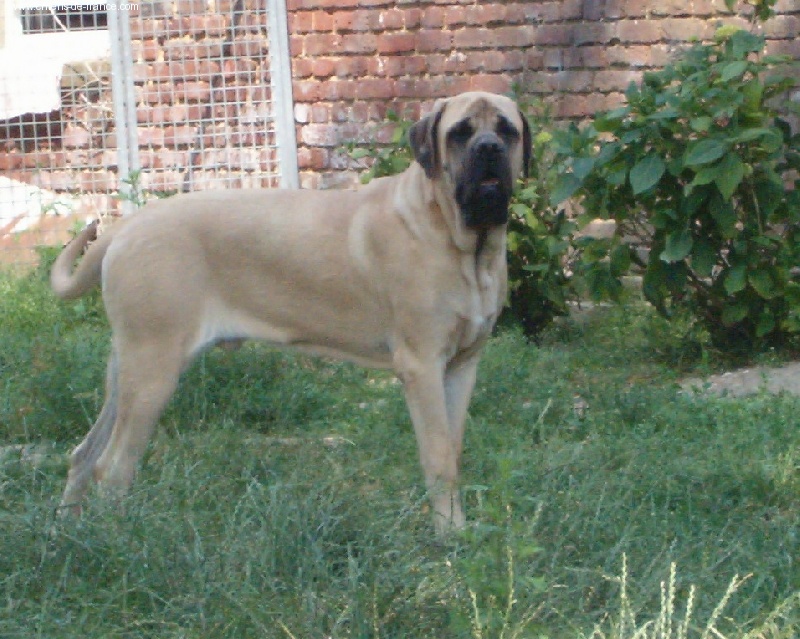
552, 27, 800, 353
346, 110, 413, 183
506, 98, 576, 338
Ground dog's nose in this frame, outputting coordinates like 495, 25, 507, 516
472, 133, 504, 158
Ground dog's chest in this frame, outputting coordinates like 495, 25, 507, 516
450, 254, 503, 356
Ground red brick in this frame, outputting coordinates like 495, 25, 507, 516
341, 33, 377, 54
469, 74, 512, 94
311, 57, 337, 77
0, 152, 22, 170
355, 78, 396, 99
289, 34, 303, 56
79, 170, 115, 192
297, 146, 330, 170
137, 126, 166, 147
468, 50, 525, 73
420, 6, 444, 28
464, 4, 506, 25
130, 18, 168, 39
615, 20, 664, 44
310, 103, 331, 122
417, 29, 453, 53
495, 25, 534, 48
428, 75, 472, 97
175, 0, 206, 14
454, 27, 494, 49
164, 125, 198, 147
403, 7, 422, 28
237, 12, 267, 32
303, 33, 342, 55
300, 123, 341, 146
572, 22, 615, 45
292, 10, 314, 32
136, 38, 161, 62
313, 10, 335, 31
444, 6, 467, 26
379, 8, 405, 29
173, 104, 206, 122
213, 85, 250, 103
231, 35, 269, 57
142, 104, 170, 124
146, 170, 184, 192
334, 56, 369, 77
661, 17, 713, 41
293, 80, 322, 102
164, 38, 225, 60
292, 58, 313, 78
533, 24, 575, 46
593, 69, 643, 92
62, 125, 92, 148
221, 58, 258, 80
179, 81, 212, 102
170, 14, 228, 36
763, 14, 800, 39
377, 33, 416, 54
319, 79, 358, 101
651, 0, 696, 16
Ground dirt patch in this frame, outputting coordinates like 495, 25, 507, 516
680, 362, 800, 397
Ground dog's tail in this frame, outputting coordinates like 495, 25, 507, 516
50, 220, 116, 300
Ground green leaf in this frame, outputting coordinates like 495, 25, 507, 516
690, 116, 713, 133
724, 263, 747, 295
550, 173, 582, 206
685, 139, 728, 166
573, 157, 596, 180
690, 239, 717, 277
720, 60, 749, 82
629, 153, 666, 195
610, 244, 631, 276
715, 153, 745, 199
749, 270, 776, 299
742, 78, 764, 112
660, 229, 693, 263
722, 302, 748, 325
731, 30, 765, 58
710, 198, 737, 238
756, 311, 775, 337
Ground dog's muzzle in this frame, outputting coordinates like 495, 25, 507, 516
456, 133, 514, 230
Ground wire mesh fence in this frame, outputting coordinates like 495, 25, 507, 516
0, 0, 295, 265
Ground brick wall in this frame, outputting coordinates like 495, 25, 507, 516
286, 0, 800, 188
1, 0, 798, 200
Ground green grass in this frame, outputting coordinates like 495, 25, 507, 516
0, 269, 797, 638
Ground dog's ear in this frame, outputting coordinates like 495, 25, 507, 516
409, 107, 444, 179
519, 109, 532, 178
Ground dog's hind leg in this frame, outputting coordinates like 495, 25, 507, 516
60, 349, 120, 514
91, 339, 185, 498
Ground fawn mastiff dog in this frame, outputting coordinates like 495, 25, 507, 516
51, 91, 531, 534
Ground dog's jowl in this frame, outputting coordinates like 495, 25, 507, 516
51, 91, 531, 534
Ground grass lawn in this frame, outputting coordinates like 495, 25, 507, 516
0, 268, 797, 638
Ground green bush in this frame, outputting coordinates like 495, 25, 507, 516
552, 27, 800, 353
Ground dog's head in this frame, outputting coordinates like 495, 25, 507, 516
409, 91, 531, 230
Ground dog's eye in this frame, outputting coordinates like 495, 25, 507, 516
496, 117, 519, 140
497, 118, 518, 139
448, 120, 474, 143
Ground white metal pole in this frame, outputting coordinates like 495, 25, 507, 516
108, 6, 140, 213
267, 0, 299, 190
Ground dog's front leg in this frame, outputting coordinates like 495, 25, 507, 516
394, 349, 465, 534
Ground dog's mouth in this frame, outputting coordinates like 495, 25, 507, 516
477, 176, 503, 197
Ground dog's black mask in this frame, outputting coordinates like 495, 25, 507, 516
455, 133, 514, 230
